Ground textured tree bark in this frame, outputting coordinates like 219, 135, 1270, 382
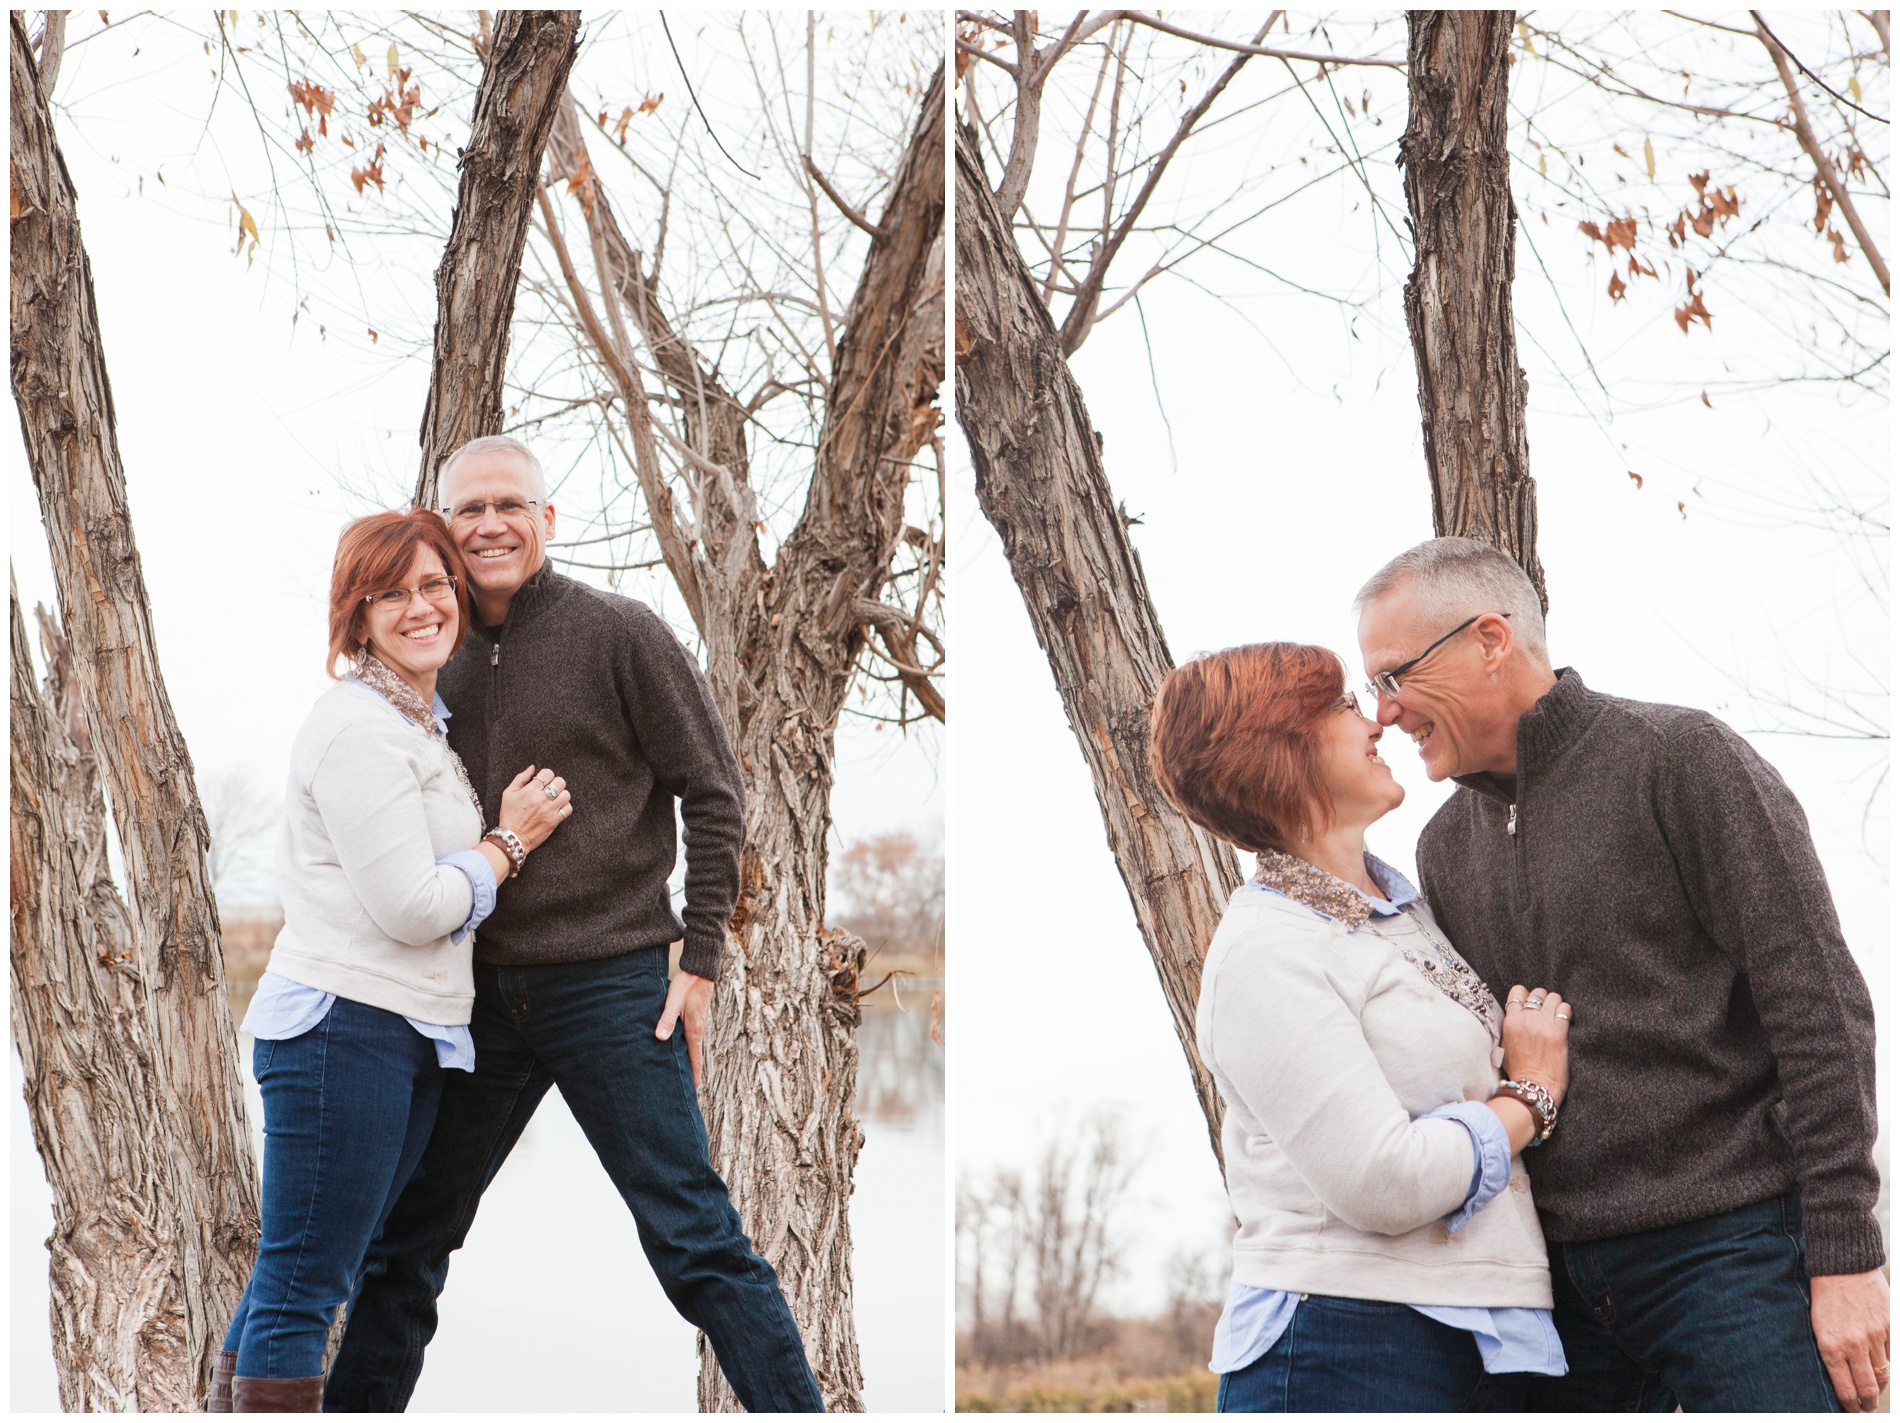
1399, 10, 1548, 609
689, 69, 945, 1415
414, 9, 580, 502
954, 118, 1239, 1167
8, 13, 261, 1408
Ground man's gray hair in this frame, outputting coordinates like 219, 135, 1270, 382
438, 434, 549, 503
1354, 537, 1550, 665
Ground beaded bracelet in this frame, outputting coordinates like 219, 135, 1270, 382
483, 826, 529, 879
1494, 1078, 1559, 1146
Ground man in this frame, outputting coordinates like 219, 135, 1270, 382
324, 436, 824, 1412
1354, 537, 1886, 1413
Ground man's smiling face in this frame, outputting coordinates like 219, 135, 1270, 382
440, 448, 556, 610
1356, 586, 1517, 781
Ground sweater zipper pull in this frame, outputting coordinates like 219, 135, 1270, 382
1506, 803, 1517, 836
491, 641, 501, 667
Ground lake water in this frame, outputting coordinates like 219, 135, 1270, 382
10, 991, 943, 1412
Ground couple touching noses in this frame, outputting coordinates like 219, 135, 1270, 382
1157, 539, 1885, 1413
213, 436, 824, 1412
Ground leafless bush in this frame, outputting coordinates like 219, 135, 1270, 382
829, 828, 944, 971
199, 764, 281, 907
958, 1111, 1141, 1367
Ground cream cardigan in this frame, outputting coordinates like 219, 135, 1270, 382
264, 680, 483, 1023
1196, 882, 1554, 1309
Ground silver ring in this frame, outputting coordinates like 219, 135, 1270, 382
560, 804, 571, 816
1555, 1010, 1572, 1022
1506, 998, 1526, 1008
543, 782, 560, 800
1524, 994, 1546, 1009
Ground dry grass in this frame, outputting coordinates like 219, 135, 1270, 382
956, 1357, 1217, 1413
957, 1309, 1221, 1413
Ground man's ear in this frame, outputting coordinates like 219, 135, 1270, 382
1475, 612, 1514, 667
542, 502, 557, 541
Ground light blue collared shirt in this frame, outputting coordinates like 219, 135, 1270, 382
1210, 855, 1566, 1378
241, 687, 492, 1072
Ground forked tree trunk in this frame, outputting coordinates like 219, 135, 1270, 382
443, 44, 945, 1413
414, 10, 581, 500
9, 582, 198, 1412
8, 14, 260, 1408
954, 119, 1239, 1167
691, 70, 945, 1414
1400, 10, 1548, 608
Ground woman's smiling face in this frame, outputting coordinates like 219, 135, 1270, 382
1314, 692, 1406, 832
361, 546, 459, 690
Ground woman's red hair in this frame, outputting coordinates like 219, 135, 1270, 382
327, 510, 473, 675
1148, 643, 1344, 853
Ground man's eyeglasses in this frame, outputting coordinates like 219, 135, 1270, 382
440, 498, 542, 527
1365, 612, 1511, 700
363, 575, 458, 609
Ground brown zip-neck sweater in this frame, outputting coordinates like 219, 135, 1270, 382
1416, 669, 1882, 1277
438, 563, 744, 979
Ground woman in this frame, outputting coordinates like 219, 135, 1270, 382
1149, 642, 1572, 1413
213, 510, 573, 1412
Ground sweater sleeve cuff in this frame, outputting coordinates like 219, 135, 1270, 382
1423, 1100, 1512, 1234
1803, 1208, 1889, 1277
678, 933, 726, 981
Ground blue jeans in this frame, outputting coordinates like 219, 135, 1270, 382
223, 997, 445, 1378
322, 949, 823, 1413
1215, 1294, 1533, 1412
1530, 1190, 1841, 1412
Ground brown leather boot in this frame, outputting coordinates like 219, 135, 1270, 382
207, 1351, 237, 1412
231, 1375, 324, 1412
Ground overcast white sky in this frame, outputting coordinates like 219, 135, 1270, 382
949, 11, 1889, 1315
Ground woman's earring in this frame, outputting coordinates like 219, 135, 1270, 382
1299, 824, 1309, 843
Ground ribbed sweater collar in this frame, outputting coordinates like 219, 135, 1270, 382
478, 560, 563, 637
1453, 667, 1598, 801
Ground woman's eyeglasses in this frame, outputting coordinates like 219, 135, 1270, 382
1333, 691, 1365, 717
363, 575, 458, 609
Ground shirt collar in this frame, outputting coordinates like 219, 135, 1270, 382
355, 679, 453, 735
1251, 847, 1420, 929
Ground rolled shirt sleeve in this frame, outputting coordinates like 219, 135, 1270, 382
1424, 1099, 1513, 1234
437, 849, 498, 947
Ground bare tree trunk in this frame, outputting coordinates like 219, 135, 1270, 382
414, 9, 581, 501
9, 13, 260, 1408
1400, 10, 1548, 609
954, 118, 1238, 1168
691, 69, 946, 1415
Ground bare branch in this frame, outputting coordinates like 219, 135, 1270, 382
1058, 14, 1278, 354
802, 154, 889, 239
1754, 12, 1891, 294
1111, 9, 1402, 69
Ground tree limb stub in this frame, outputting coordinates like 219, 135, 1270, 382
415, 9, 581, 505
1399, 10, 1549, 609
954, 113, 1237, 1170
9, 13, 260, 1408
